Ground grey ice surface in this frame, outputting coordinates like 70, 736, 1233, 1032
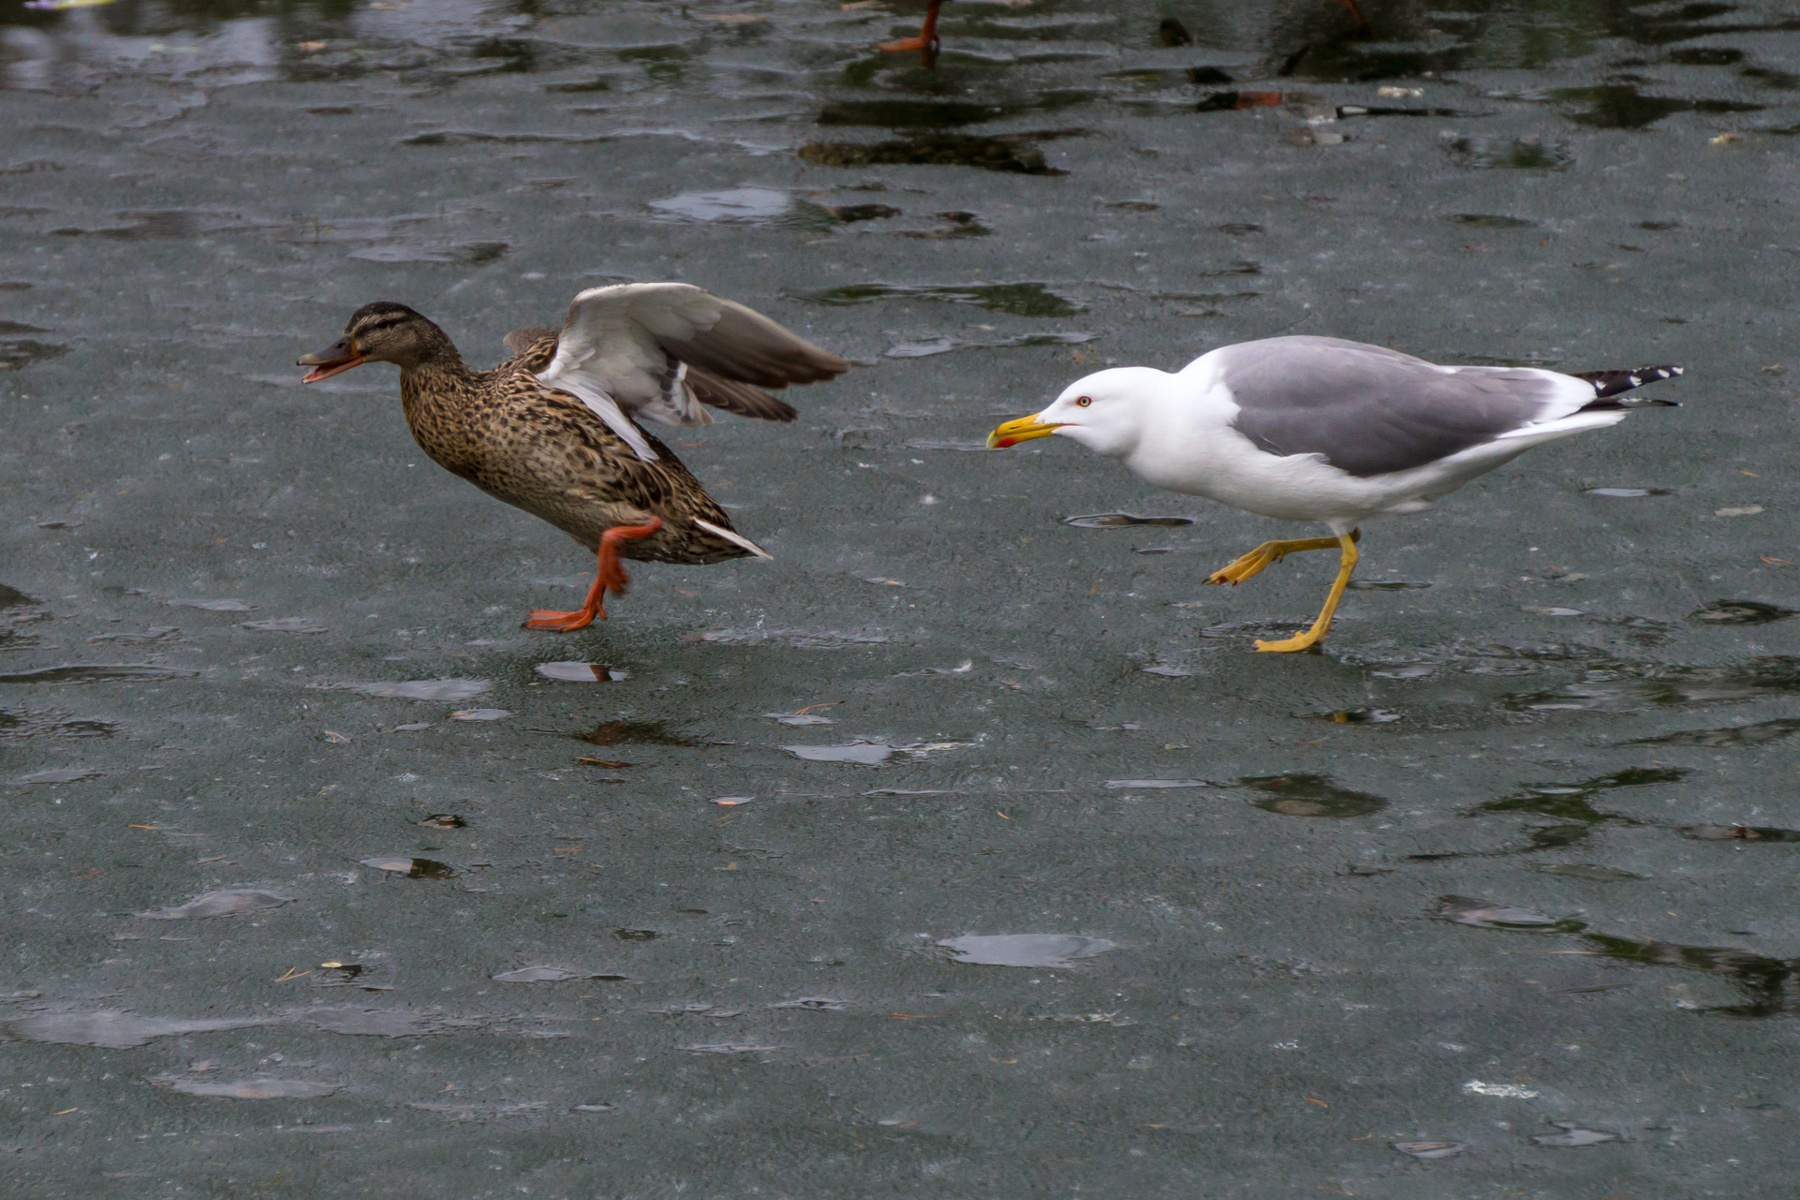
2, 0, 1799, 1197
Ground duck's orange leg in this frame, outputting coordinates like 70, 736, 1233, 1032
524, 517, 663, 633
878, 0, 942, 63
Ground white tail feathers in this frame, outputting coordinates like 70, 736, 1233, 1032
694, 518, 771, 560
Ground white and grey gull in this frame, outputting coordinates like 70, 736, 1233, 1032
987, 335, 1681, 653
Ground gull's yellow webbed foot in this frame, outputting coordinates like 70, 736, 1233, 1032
1254, 531, 1360, 653
1206, 535, 1344, 586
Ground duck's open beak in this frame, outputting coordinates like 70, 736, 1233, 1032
987, 412, 1064, 449
297, 338, 364, 384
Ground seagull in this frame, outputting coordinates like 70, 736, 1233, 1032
987, 335, 1681, 653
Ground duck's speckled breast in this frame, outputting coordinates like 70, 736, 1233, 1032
397, 360, 753, 566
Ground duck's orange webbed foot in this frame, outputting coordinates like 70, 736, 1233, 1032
525, 606, 602, 633
523, 517, 664, 634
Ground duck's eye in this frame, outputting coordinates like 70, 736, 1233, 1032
1075, 395, 1092, 407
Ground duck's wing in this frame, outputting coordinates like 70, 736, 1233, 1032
513, 331, 795, 423
685, 365, 799, 423
537, 283, 848, 430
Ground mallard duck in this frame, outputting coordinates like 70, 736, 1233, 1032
297, 284, 849, 632
988, 336, 1679, 653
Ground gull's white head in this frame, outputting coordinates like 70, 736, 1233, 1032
987, 367, 1167, 460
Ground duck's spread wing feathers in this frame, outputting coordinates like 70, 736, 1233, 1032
537, 283, 847, 430
528, 343, 661, 464
687, 365, 799, 423
1213, 336, 1595, 478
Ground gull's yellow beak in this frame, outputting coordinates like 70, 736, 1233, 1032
987, 412, 1064, 449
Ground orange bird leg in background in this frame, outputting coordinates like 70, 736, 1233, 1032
878, 0, 942, 64
524, 517, 664, 633
1332, 0, 1372, 33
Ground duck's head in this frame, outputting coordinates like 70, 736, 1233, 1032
987, 367, 1165, 459
298, 301, 448, 382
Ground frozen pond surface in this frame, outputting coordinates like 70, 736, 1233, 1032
2, 0, 1799, 1195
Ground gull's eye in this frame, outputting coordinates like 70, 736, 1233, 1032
1075, 395, 1092, 407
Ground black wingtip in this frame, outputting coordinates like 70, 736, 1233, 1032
1572, 363, 1685, 404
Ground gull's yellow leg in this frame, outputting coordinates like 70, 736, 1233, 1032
1254, 532, 1360, 653
1206, 531, 1356, 586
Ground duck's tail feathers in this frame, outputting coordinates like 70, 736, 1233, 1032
694, 518, 772, 560
1573, 364, 1683, 407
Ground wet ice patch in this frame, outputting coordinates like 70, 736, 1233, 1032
1243, 774, 1387, 818
647, 186, 824, 228
15, 767, 101, 784
784, 739, 966, 765
1462, 1079, 1540, 1099
492, 966, 583, 983
5, 1011, 275, 1048
688, 627, 902, 649
360, 856, 456, 878
1687, 600, 1796, 626
348, 241, 507, 264
168, 598, 254, 612
0, 664, 197, 683
140, 889, 293, 920
939, 934, 1116, 968
536, 662, 628, 682
1443, 134, 1571, 170
302, 1009, 485, 1038
785, 740, 897, 764
449, 708, 511, 721
1636, 718, 1800, 747
884, 331, 1096, 358
158, 1076, 339, 1100
242, 618, 327, 634
642, 1002, 742, 1017
1104, 778, 1211, 789
1062, 513, 1194, 528
768, 996, 846, 1011
1530, 863, 1643, 881
1679, 823, 1800, 842
1437, 896, 1579, 931
805, 280, 1083, 317
326, 679, 491, 701
1532, 1121, 1618, 1146
408, 1100, 550, 1119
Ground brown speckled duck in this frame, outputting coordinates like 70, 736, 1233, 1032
298, 283, 849, 632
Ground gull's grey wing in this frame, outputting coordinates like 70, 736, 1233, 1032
539, 283, 848, 429
1214, 336, 1588, 477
